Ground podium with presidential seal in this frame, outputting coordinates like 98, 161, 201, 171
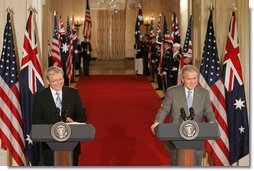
155, 120, 219, 166
31, 122, 95, 166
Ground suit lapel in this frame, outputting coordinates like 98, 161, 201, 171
193, 86, 201, 110
45, 87, 57, 112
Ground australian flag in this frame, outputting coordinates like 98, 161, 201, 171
135, 1, 143, 42
20, 10, 44, 166
222, 12, 249, 164
59, 16, 69, 86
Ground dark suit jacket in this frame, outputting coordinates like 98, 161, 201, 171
32, 86, 87, 165
32, 86, 86, 124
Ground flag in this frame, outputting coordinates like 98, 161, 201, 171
183, 15, 193, 60
162, 15, 171, 44
59, 16, 69, 85
71, 16, 80, 71
157, 15, 163, 76
0, 12, 26, 166
171, 12, 183, 84
149, 17, 154, 38
171, 12, 181, 46
199, 10, 230, 166
178, 15, 193, 84
66, 16, 71, 46
66, 16, 78, 79
20, 11, 44, 166
221, 12, 249, 164
51, 13, 61, 67
48, 40, 53, 67
83, 0, 92, 40
135, 1, 143, 42
148, 15, 155, 68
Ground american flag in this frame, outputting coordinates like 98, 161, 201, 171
222, 12, 249, 164
178, 15, 193, 84
66, 16, 78, 79
199, 11, 230, 166
0, 12, 26, 166
83, 0, 92, 40
20, 11, 44, 166
162, 15, 171, 44
51, 13, 61, 67
183, 15, 192, 60
135, 1, 143, 42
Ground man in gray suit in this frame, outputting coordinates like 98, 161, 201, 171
151, 65, 216, 166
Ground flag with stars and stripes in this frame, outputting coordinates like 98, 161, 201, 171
149, 17, 154, 38
183, 15, 192, 61
199, 10, 230, 166
134, 1, 143, 42
83, 0, 92, 40
51, 13, 61, 67
0, 12, 27, 166
20, 11, 44, 166
221, 11, 249, 164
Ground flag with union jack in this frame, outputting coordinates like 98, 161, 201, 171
0, 12, 27, 166
51, 13, 61, 67
83, 0, 92, 40
20, 11, 44, 166
59, 16, 69, 85
199, 10, 230, 166
221, 11, 249, 165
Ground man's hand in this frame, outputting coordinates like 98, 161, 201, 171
66, 117, 73, 123
151, 123, 159, 135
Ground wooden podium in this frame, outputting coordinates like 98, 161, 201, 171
156, 122, 219, 166
31, 123, 95, 166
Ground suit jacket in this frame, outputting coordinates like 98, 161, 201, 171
155, 84, 216, 123
32, 86, 87, 165
32, 86, 87, 124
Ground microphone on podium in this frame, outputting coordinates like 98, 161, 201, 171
189, 107, 195, 120
180, 107, 187, 121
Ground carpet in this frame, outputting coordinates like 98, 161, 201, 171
75, 75, 169, 166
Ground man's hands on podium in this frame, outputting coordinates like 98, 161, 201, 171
151, 123, 159, 135
66, 117, 73, 123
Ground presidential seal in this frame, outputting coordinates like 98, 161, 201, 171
51, 122, 72, 142
179, 120, 199, 140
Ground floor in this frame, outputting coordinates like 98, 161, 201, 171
72, 58, 164, 98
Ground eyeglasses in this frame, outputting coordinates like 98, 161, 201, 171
49, 78, 64, 84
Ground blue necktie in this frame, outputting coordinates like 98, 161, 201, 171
187, 90, 193, 109
55, 92, 62, 110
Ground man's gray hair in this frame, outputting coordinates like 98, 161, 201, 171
46, 66, 64, 79
181, 65, 199, 78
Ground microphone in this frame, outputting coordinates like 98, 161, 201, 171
55, 107, 62, 122
180, 107, 187, 121
189, 107, 195, 120
62, 109, 69, 122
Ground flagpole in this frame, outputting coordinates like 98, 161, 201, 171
7, 149, 12, 166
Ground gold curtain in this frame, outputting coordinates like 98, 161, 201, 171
97, 10, 126, 60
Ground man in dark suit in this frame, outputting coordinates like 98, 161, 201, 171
151, 65, 216, 166
81, 36, 92, 76
32, 66, 87, 166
